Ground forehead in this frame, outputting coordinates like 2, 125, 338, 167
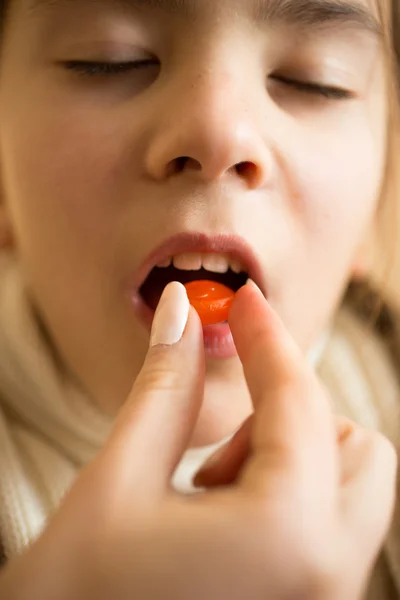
23, 0, 383, 37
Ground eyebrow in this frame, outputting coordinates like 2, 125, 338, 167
28, 0, 382, 37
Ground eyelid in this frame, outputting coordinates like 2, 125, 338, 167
270, 74, 354, 100
61, 59, 159, 76
61, 60, 353, 101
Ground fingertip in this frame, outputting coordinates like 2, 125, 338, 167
230, 279, 301, 367
228, 280, 274, 364
150, 281, 190, 347
150, 284, 203, 351
229, 279, 266, 326
246, 279, 265, 295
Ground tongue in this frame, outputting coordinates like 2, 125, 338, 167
140, 266, 244, 312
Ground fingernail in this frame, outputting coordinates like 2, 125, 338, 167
246, 279, 263, 295
150, 282, 190, 347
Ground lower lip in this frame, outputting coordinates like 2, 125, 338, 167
131, 293, 238, 359
202, 323, 237, 359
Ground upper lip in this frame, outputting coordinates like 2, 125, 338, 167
133, 232, 266, 295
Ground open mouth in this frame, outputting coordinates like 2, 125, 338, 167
139, 254, 249, 312
132, 233, 264, 358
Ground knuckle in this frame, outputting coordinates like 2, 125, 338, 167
134, 367, 183, 396
133, 348, 184, 395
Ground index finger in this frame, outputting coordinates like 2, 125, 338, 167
230, 282, 336, 496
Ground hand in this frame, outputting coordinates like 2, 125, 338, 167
1, 281, 396, 600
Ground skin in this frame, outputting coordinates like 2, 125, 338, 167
0, 0, 388, 446
0, 283, 397, 599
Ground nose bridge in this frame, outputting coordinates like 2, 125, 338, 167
145, 54, 270, 186
185, 63, 242, 117
179, 68, 246, 159
186, 66, 248, 146
172, 29, 249, 124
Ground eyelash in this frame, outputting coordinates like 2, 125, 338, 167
63, 60, 158, 76
63, 61, 352, 100
270, 74, 352, 100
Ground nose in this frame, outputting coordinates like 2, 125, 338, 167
144, 71, 271, 190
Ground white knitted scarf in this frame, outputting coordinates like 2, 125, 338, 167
0, 253, 399, 597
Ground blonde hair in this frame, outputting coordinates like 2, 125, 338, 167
370, 0, 400, 297
330, 1, 400, 348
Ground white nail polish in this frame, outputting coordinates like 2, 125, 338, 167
150, 282, 190, 347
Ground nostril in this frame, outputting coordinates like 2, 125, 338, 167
176, 157, 190, 172
236, 161, 255, 178
167, 156, 202, 176
163, 157, 263, 184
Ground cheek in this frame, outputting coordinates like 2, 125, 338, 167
0, 103, 145, 327
289, 109, 385, 261
269, 105, 386, 350
1, 105, 133, 260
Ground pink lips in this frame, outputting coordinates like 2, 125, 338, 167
202, 323, 238, 359
129, 232, 266, 360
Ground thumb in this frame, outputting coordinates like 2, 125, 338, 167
229, 282, 336, 499
101, 282, 205, 497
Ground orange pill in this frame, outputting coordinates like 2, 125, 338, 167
184, 280, 235, 326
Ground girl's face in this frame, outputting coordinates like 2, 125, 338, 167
0, 0, 387, 444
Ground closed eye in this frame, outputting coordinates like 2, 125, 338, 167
61, 61, 353, 101
62, 60, 159, 77
270, 75, 353, 100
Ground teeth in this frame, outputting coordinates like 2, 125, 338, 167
156, 252, 247, 275
230, 258, 244, 274
156, 257, 172, 268
201, 254, 230, 274
173, 253, 202, 271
